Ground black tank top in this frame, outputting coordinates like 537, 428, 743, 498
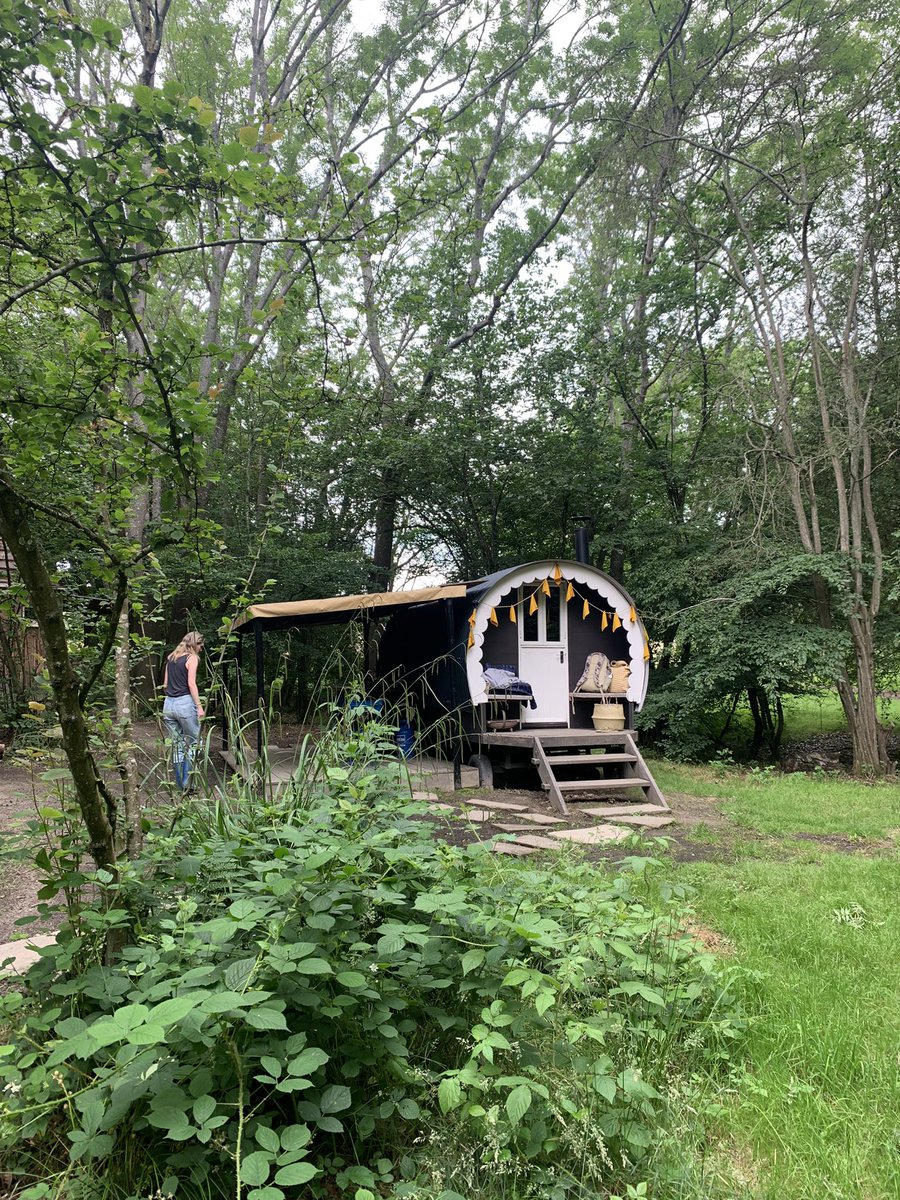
165, 654, 191, 698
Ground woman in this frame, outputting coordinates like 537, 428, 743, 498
162, 631, 205, 790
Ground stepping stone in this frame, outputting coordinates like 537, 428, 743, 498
460, 809, 493, 823
493, 822, 543, 832
427, 802, 455, 811
549, 825, 630, 845
466, 800, 529, 812
490, 842, 537, 856
604, 814, 674, 828
0, 934, 57, 976
576, 803, 669, 817
412, 791, 440, 801
512, 834, 563, 850
514, 813, 566, 825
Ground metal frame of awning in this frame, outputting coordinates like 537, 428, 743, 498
225, 584, 467, 755
232, 583, 467, 631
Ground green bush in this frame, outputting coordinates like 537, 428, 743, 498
0, 756, 741, 1199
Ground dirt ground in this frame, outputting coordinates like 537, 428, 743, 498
0, 721, 180, 944
0, 722, 886, 945
0, 759, 57, 944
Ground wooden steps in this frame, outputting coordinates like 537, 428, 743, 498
556, 776, 652, 791
540, 752, 637, 766
530, 730, 666, 816
574, 802, 669, 816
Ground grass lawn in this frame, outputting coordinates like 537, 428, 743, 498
775, 693, 899, 740
714, 692, 900, 751
650, 759, 900, 839
655, 760, 900, 1199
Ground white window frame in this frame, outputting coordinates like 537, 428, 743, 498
519, 585, 565, 645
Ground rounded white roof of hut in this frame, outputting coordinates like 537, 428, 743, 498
465, 559, 650, 709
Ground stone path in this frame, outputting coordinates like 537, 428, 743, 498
0, 933, 56, 977
427, 795, 674, 858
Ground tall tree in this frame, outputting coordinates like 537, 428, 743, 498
694, 1, 898, 773
0, 2, 227, 863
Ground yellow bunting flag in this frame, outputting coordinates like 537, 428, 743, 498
489, 607, 498, 626
541, 577, 551, 597
643, 642, 651, 661
553, 563, 562, 583
529, 593, 538, 615
629, 605, 636, 623
467, 629, 475, 649
468, 609, 477, 627
582, 599, 590, 620
612, 612, 622, 632
510, 605, 517, 624
565, 581, 574, 602
601, 610, 608, 630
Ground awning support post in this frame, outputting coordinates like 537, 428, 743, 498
236, 634, 243, 720
444, 598, 463, 790
221, 658, 229, 751
254, 621, 265, 757
361, 610, 372, 692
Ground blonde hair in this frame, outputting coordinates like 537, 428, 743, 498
168, 631, 204, 662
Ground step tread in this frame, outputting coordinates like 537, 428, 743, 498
538, 753, 638, 766
605, 814, 675, 827
573, 803, 670, 816
533, 732, 632, 744
555, 777, 652, 791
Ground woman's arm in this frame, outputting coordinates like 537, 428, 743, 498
163, 663, 168, 692
186, 654, 204, 718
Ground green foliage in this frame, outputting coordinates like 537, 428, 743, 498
637, 550, 852, 760
0, 750, 740, 1198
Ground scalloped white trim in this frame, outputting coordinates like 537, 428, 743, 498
465, 560, 648, 710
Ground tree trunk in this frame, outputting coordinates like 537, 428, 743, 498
848, 613, 888, 775
113, 599, 143, 858
370, 488, 397, 592
0, 478, 117, 871
105, 0, 171, 855
747, 687, 764, 759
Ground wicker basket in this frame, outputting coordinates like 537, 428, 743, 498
592, 701, 625, 731
609, 660, 631, 693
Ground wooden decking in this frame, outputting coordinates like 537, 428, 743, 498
477, 727, 628, 748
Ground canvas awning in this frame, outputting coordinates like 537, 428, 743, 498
232, 583, 467, 632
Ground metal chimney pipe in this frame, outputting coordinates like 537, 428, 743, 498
574, 518, 592, 565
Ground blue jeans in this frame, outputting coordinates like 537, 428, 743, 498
163, 695, 200, 789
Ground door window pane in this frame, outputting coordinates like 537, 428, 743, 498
545, 586, 561, 642
522, 589, 538, 642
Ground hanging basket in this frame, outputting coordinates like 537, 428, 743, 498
592, 700, 625, 732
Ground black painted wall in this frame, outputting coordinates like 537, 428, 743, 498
566, 583, 632, 728
479, 587, 519, 669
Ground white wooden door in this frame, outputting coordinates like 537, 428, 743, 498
518, 584, 569, 725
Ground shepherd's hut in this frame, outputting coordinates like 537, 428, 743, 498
228, 550, 663, 813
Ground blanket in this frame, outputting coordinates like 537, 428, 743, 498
483, 664, 537, 710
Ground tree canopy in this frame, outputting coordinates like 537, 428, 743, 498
1, 0, 897, 855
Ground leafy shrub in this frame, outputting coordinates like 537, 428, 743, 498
0, 757, 741, 1199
